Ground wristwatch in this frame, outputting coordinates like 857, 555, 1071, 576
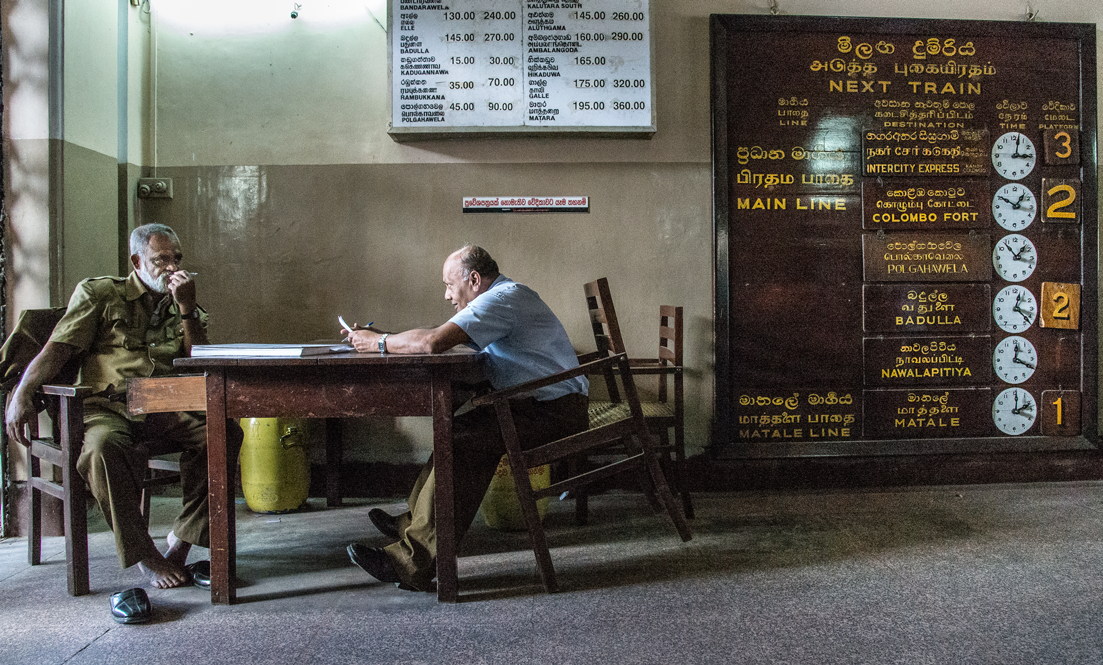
180, 308, 201, 320
378, 333, 389, 354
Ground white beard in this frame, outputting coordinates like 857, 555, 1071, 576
138, 266, 172, 295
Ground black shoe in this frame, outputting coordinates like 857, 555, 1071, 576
110, 587, 152, 624
347, 544, 401, 584
185, 560, 211, 588
368, 508, 401, 540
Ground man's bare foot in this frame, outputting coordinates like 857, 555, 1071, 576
137, 531, 194, 589
165, 530, 192, 569
138, 554, 189, 589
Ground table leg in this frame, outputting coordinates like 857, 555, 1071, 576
432, 372, 458, 603
205, 370, 236, 604
325, 418, 343, 508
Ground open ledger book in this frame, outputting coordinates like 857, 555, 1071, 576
191, 343, 355, 358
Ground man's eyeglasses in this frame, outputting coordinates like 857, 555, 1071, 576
148, 255, 183, 270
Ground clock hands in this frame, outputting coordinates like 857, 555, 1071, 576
1005, 241, 1035, 265
1010, 342, 1036, 370
1007, 134, 1035, 160
1012, 293, 1035, 323
1012, 355, 1036, 369
1013, 395, 1035, 416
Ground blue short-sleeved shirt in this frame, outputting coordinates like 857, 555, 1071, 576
448, 275, 587, 401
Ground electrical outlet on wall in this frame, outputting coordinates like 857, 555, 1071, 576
137, 178, 173, 199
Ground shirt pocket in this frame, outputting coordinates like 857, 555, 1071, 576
102, 304, 144, 351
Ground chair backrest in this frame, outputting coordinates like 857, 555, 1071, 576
583, 278, 626, 356
656, 305, 683, 404
583, 278, 626, 402
0, 307, 76, 393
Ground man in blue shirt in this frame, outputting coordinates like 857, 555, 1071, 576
343, 245, 588, 591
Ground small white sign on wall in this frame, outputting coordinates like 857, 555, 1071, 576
462, 196, 589, 213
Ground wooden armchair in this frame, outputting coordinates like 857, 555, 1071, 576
0, 308, 182, 596
471, 352, 691, 593
578, 279, 694, 522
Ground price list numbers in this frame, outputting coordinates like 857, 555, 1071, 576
390, 0, 654, 134
394, 1, 525, 127
533, 2, 652, 128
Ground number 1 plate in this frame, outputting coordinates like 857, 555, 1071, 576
1042, 390, 1080, 436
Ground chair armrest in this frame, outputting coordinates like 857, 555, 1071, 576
473, 353, 625, 407
41, 384, 94, 398
576, 350, 605, 365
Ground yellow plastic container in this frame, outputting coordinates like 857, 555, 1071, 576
479, 455, 550, 531
239, 418, 310, 513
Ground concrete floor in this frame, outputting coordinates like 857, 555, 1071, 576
2, 482, 1102, 664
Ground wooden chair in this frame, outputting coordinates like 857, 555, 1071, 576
0, 308, 182, 596
578, 279, 694, 522
471, 352, 692, 593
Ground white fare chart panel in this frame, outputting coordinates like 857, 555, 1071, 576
390, 0, 653, 137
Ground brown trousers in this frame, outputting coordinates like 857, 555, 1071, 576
384, 392, 588, 590
78, 406, 216, 569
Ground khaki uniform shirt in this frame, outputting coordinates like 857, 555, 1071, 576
49, 272, 208, 419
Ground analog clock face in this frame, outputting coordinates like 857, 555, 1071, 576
992, 387, 1037, 435
992, 183, 1037, 231
993, 234, 1037, 282
993, 284, 1037, 333
993, 335, 1038, 384
991, 131, 1037, 180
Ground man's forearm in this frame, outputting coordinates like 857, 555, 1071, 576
11, 342, 75, 402
348, 322, 471, 355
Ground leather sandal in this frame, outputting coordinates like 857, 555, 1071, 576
110, 587, 152, 624
185, 560, 211, 588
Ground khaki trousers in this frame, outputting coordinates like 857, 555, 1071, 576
77, 406, 217, 569
384, 393, 588, 590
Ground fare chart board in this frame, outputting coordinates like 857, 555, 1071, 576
389, 0, 654, 139
710, 16, 1098, 458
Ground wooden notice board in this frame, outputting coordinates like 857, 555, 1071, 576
710, 15, 1098, 458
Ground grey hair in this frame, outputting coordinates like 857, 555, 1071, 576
455, 244, 500, 280
129, 224, 180, 256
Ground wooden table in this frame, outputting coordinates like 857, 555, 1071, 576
175, 350, 483, 604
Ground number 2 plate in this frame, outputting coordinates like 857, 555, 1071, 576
1039, 282, 1081, 330
1042, 178, 1081, 224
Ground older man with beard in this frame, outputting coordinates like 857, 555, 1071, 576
6, 223, 237, 589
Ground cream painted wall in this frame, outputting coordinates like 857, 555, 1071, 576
130, 1, 149, 168
3, 0, 52, 313
58, 0, 122, 298
63, 0, 116, 156
3, 0, 122, 312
